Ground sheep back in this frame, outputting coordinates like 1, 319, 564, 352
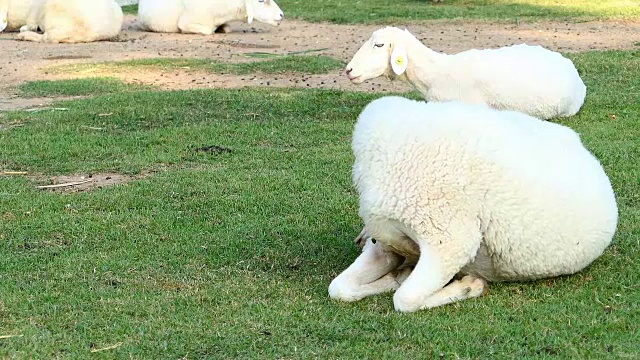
429, 44, 586, 119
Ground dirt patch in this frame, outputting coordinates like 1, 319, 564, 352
0, 16, 639, 110
33, 173, 145, 193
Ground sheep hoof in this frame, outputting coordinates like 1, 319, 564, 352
354, 227, 370, 249
459, 275, 488, 298
214, 24, 232, 34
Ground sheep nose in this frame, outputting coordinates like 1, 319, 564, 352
345, 68, 353, 75
280, 13, 284, 19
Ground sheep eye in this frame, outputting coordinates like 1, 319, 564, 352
374, 43, 384, 48
258, 0, 265, 3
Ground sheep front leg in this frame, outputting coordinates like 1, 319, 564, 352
19, 24, 39, 32
418, 275, 488, 308
329, 238, 404, 302
20, 4, 40, 33
179, 22, 214, 35
393, 225, 485, 312
177, 12, 214, 35
16, 30, 45, 42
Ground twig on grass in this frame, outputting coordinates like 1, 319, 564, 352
81, 125, 105, 130
0, 334, 24, 339
37, 179, 93, 189
24, 107, 69, 113
90, 342, 123, 353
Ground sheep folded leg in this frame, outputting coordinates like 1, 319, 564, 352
329, 238, 404, 302
393, 226, 486, 312
178, 13, 215, 35
16, 30, 45, 42
419, 275, 488, 308
19, 24, 38, 32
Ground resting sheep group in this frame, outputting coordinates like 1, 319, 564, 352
138, 0, 284, 35
329, 97, 618, 312
0, 0, 284, 42
3, 0, 124, 43
345, 27, 587, 120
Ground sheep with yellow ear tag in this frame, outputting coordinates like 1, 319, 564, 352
344, 26, 586, 120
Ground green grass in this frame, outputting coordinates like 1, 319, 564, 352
18, 77, 154, 98
50, 56, 345, 77
122, 1, 640, 23
121, 5, 137, 15
280, 0, 640, 23
1, 50, 638, 358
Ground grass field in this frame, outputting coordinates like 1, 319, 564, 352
123, 0, 640, 23
48, 56, 345, 77
1, 48, 638, 358
19, 78, 155, 98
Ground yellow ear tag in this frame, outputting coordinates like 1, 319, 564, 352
395, 57, 404, 65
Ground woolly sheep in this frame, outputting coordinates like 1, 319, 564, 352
345, 27, 587, 120
16, 0, 123, 43
138, 0, 284, 35
329, 96, 618, 313
0, 0, 34, 32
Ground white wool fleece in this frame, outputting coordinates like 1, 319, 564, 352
138, 0, 284, 35
17, 0, 123, 43
0, 0, 34, 32
346, 27, 587, 120
351, 96, 617, 289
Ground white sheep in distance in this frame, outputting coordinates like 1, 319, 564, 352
138, 0, 284, 35
345, 27, 587, 120
0, 0, 34, 32
16, 0, 123, 43
329, 96, 618, 313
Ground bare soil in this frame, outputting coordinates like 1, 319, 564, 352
1, 16, 639, 110
31, 172, 146, 193
1, 16, 639, 190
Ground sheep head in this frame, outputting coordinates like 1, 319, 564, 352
345, 27, 412, 84
245, 0, 284, 26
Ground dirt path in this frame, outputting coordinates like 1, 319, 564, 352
1, 16, 639, 110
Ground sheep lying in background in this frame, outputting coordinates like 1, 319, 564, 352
0, 0, 34, 32
16, 0, 123, 43
138, 0, 284, 35
345, 27, 586, 120
329, 96, 617, 312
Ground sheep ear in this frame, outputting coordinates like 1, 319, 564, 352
0, 9, 8, 32
391, 46, 408, 75
246, 0, 255, 24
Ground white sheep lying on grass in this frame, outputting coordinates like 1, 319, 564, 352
345, 27, 586, 120
329, 96, 618, 313
16, 0, 123, 43
0, 0, 34, 32
138, 0, 284, 35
